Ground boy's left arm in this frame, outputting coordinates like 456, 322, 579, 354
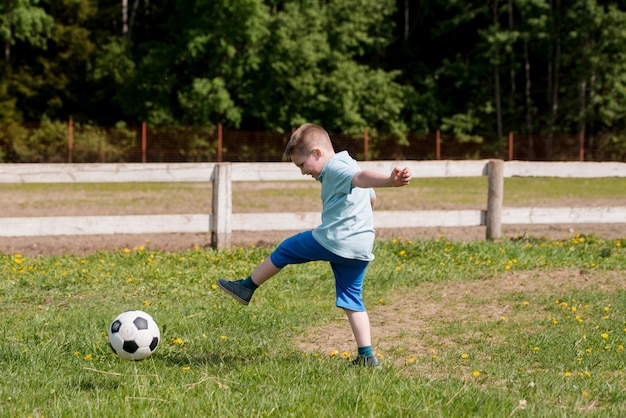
353, 167, 412, 189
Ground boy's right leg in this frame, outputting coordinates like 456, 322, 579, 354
217, 231, 321, 305
217, 258, 281, 305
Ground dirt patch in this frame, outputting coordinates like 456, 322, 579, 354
0, 223, 623, 257
296, 269, 626, 360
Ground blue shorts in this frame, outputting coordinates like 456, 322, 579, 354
270, 231, 369, 312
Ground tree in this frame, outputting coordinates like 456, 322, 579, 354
245, 0, 408, 136
0, 0, 53, 62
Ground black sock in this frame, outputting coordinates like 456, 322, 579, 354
240, 276, 258, 290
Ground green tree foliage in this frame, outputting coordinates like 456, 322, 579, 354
246, 0, 407, 136
1, 0, 626, 162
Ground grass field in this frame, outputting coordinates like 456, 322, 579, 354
1, 176, 625, 416
1, 234, 625, 416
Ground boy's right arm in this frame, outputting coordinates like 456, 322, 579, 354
352, 167, 412, 189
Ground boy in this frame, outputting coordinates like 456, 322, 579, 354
217, 123, 412, 367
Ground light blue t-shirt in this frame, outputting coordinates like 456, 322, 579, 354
312, 151, 375, 261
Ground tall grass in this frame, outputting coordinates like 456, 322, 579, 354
1, 235, 624, 416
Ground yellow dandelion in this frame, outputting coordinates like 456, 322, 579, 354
123, 248, 131, 254
523, 301, 529, 306
601, 333, 609, 339
408, 356, 416, 364
73, 351, 80, 356
342, 351, 351, 359
617, 345, 623, 351
84, 354, 92, 361
472, 371, 481, 377
211, 284, 217, 290
584, 371, 591, 378
533, 347, 540, 352
330, 350, 339, 357
582, 391, 589, 397
183, 366, 191, 371
564, 372, 572, 377
461, 353, 469, 359
220, 335, 227, 340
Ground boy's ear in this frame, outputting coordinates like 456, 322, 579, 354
311, 147, 323, 158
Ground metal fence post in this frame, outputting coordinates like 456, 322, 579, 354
211, 162, 232, 249
68, 118, 73, 163
486, 159, 504, 240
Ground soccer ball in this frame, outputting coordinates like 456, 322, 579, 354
108, 310, 160, 361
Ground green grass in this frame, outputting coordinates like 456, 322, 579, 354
1, 235, 625, 416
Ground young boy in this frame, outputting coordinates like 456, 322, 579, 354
217, 123, 412, 367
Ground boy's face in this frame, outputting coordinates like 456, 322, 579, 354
291, 148, 326, 180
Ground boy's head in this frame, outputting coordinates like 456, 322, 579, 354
285, 123, 335, 180
284, 123, 334, 158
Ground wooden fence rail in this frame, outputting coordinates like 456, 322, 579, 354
1, 160, 625, 248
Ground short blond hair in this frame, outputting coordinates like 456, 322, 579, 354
284, 123, 333, 157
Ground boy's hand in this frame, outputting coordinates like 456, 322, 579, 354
390, 167, 411, 187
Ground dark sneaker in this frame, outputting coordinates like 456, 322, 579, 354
216, 279, 254, 305
349, 355, 381, 368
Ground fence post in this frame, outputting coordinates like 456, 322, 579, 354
142, 122, 147, 163
211, 162, 232, 249
579, 131, 585, 161
486, 159, 503, 240
363, 128, 369, 161
435, 130, 441, 160
68, 118, 73, 163
508, 131, 514, 160
217, 123, 223, 163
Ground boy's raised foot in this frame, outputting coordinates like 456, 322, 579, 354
216, 279, 253, 305
349, 355, 381, 368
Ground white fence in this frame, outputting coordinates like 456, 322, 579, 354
1, 160, 625, 248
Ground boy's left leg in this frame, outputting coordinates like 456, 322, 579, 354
332, 262, 380, 367
344, 309, 379, 367
344, 309, 371, 347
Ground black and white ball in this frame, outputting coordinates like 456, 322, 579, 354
108, 310, 160, 361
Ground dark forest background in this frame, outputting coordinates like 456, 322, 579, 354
2, 0, 626, 162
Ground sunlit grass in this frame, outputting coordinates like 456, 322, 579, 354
1, 235, 624, 416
